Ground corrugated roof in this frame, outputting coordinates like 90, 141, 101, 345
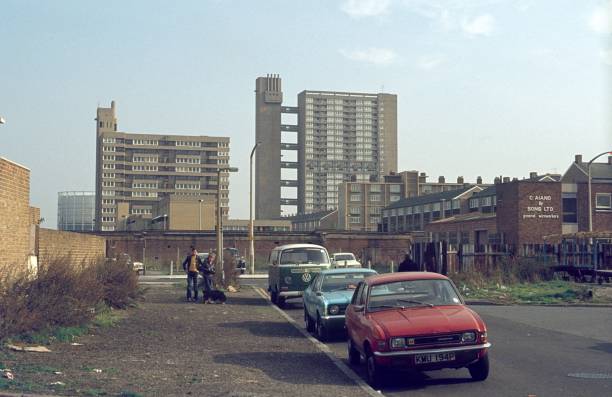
386, 186, 479, 209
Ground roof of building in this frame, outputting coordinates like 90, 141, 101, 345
386, 186, 480, 209
288, 209, 337, 223
471, 185, 496, 198
575, 161, 612, 181
526, 173, 561, 182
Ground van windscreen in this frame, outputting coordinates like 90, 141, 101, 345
279, 248, 328, 265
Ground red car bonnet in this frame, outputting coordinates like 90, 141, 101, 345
367, 305, 485, 338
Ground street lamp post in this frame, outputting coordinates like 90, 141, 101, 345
198, 199, 204, 230
587, 151, 612, 232
216, 166, 239, 286
249, 142, 261, 275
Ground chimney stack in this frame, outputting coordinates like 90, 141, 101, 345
476, 176, 483, 184
438, 176, 445, 183
494, 177, 500, 184
575, 154, 582, 164
457, 176, 464, 184
503, 177, 510, 183
529, 172, 538, 179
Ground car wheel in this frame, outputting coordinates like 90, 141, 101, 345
348, 338, 360, 365
315, 314, 328, 341
468, 354, 489, 381
305, 308, 315, 333
365, 347, 382, 387
270, 288, 278, 304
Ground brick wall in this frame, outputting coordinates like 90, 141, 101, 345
105, 231, 412, 268
37, 228, 106, 265
0, 157, 31, 269
577, 182, 612, 232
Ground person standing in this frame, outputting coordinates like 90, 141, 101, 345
200, 251, 216, 303
182, 247, 204, 302
398, 252, 420, 272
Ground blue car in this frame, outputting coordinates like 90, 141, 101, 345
303, 268, 378, 341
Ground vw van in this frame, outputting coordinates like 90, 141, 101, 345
268, 244, 331, 307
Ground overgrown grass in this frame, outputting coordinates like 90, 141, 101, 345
0, 257, 139, 342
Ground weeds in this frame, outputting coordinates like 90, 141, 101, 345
0, 257, 139, 341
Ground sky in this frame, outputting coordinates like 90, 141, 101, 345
1, 0, 611, 228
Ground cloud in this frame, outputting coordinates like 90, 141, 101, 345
417, 54, 446, 70
340, 0, 392, 18
461, 14, 496, 36
601, 49, 612, 66
340, 48, 398, 65
588, 1, 612, 34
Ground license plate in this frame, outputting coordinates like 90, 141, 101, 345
414, 352, 455, 364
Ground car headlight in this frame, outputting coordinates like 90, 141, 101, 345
461, 332, 476, 343
328, 305, 339, 315
390, 337, 406, 349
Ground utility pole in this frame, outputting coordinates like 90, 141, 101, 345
249, 142, 261, 274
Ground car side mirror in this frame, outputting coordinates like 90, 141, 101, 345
353, 305, 365, 312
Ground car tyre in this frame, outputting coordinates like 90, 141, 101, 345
348, 338, 360, 365
315, 314, 328, 341
305, 308, 315, 333
468, 354, 489, 381
365, 347, 382, 387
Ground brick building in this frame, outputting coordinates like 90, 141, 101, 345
0, 157, 32, 267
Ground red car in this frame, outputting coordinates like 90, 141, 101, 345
345, 272, 490, 386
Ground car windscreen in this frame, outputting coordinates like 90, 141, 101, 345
367, 279, 461, 310
321, 272, 371, 292
279, 248, 329, 265
334, 254, 354, 261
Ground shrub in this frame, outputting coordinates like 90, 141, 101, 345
451, 257, 555, 289
0, 257, 139, 341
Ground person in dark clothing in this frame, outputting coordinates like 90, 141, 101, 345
182, 248, 204, 302
200, 252, 216, 303
398, 253, 420, 272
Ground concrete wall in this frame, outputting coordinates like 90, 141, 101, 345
0, 157, 31, 269
37, 228, 106, 265
104, 231, 412, 268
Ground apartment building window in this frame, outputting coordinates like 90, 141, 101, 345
132, 165, 158, 172
101, 216, 115, 222
132, 139, 158, 145
562, 193, 577, 223
390, 194, 401, 202
102, 137, 116, 144
349, 216, 361, 224
102, 181, 115, 187
349, 207, 361, 215
131, 208, 152, 215
175, 141, 201, 147
369, 214, 381, 224
350, 193, 361, 202
132, 191, 158, 197
102, 190, 115, 196
176, 166, 200, 173
103, 146, 116, 152
103, 163, 115, 169
101, 226, 115, 231
133, 156, 158, 163
176, 157, 201, 164
102, 155, 115, 161
175, 183, 200, 190
443, 201, 451, 211
369, 184, 381, 193
370, 194, 381, 202
102, 207, 115, 214
350, 184, 361, 192
132, 182, 158, 189
102, 173, 115, 179
461, 231, 470, 244
596, 193, 611, 209
389, 184, 401, 193
102, 199, 115, 205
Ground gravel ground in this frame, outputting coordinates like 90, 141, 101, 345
0, 284, 368, 397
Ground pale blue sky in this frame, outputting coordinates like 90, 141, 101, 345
1, 0, 610, 227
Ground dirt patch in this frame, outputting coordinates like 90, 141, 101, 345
0, 284, 365, 397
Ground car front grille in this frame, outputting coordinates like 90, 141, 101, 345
408, 333, 463, 346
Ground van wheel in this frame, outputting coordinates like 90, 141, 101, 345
270, 288, 278, 304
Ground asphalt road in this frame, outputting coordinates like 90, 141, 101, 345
277, 297, 612, 397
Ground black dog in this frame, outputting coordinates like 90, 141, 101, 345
207, 290, 227, 304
